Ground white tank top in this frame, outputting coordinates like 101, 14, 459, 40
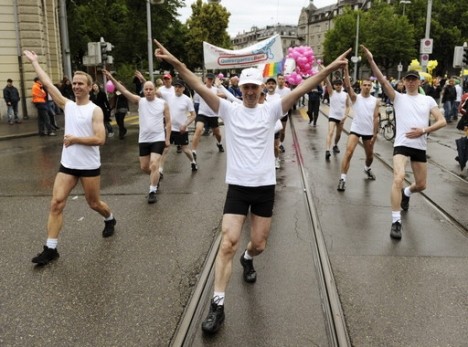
350, 94, 377, 135
329, 90, 348, 121
61, 101, 101, 170
138, 97, 166, 143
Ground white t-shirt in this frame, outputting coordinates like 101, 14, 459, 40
61, 101, 101, 170
159, 85, 175, 102
218, 98, 284, 186
393, 92, 437, 150
265, 93, 283, 133
138, 97, 166, 143
168, 94, 194, 131
350, 94, 377, 136
329, 90, 348, 121
275, 86, 291, 116
197, 86, 219, 117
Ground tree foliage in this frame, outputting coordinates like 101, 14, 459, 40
185, 0, 231, 70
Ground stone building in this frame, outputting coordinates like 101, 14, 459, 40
0, 0, 63, 119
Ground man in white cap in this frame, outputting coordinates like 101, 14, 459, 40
154, 39, 350, 334
361, 45, 446, 241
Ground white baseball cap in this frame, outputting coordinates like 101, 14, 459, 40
239, 68, 263, 86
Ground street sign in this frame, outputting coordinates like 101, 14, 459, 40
397, 63, 403, 72
420, 54, 429, 66
420, 38, 433, 54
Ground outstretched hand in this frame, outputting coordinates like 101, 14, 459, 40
154, 39, 179, 66
23, 50, 38, 63
330, 48, 352, 70
360, 45, 372, 60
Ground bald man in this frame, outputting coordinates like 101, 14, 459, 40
103, 70, 171, 204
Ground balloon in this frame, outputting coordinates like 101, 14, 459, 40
106, 80, 115, 93
217, 73, 224, 79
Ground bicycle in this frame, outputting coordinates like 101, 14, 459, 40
379, 103, 396, 141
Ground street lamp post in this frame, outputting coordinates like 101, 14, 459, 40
353, 0, 371, 83
420, 0, 433, 73
146, 0, 165, 82
400, 0, 411, 16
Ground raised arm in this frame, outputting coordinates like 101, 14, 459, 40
102, 69, 140, 104
282, 48, 351, 114
154, 39, 220, 114
23, 50, 68, 109
343, 63, 357, 102
360, 45, 395, 102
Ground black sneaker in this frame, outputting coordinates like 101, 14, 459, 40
176, 145, 182, 153
337, 179, 346, 191
325, 150, 331, 161
201, 299, 225, 334
192, 151, 197, 161
102, 218, 116, 238
148, 191, 157, 204
390, 221, 402, 240
217, 143, 225, 152
191, 162, 198, 171
240, 253, 257, 283
401, 188, 410, 211
32, 246, 59, 265
332, 145, 340, 153
364, 168, 376, 180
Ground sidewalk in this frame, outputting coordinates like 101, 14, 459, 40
0, 115, 39, 140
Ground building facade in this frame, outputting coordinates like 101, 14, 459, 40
0, 0, 63, 119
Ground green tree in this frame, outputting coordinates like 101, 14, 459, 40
185, 0, 231, 70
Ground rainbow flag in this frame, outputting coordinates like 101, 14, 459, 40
262, 61, 283, 77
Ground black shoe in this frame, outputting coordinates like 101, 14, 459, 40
119, 128, 127, 139
102, 218, 116, 238
192, 151, 197, 161
390, 221, 402, 240
217, 143, 225, 152
32, 246, 59, 265
325, 150, 331, 161
337, 179, 346, 191
240, 253, 257, 283
191, 162, 198, 171
332, 145, 340, 153
201, 299, 225, 334
159, 172, 164, 180
176, 145, 182, 153
400, 188, 410, 211
364, 168, 376, 180
148, 191, 157, 204
279, 144, 285, 153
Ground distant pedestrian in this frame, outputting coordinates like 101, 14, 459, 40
24, 50, 117, 266
275, 73, 291, 153
110, 88, 129, 140
32, 77, 56, 136
442, 79, 456, 123
91, 83, 113, 137
306, 83, 322, 127
3, 78, 21, 124
362, 45, 446, 241
103, 69, 171, 204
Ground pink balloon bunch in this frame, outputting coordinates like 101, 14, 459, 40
106, 80, 115, 93
285, 46, 316, 85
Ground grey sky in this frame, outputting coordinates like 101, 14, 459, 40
177, 0, 337, 37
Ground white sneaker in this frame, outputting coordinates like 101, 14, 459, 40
275, 158, 281, 169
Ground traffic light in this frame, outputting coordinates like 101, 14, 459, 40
463, 47, 468, 65
99, 38, 113, 65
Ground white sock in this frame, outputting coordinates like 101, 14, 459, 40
150, 185, 157, 193
340, 173, 347, 181
159, 168, 163, 174
365, 166, 371, 171
392, 211, 401, 224
244, 250, 253, 260
46, 238, 58, 249
104, 213, 114, 221
404, 187, 412, 197
213, 292, 225, 305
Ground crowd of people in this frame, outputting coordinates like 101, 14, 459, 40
10, 44, 467, 337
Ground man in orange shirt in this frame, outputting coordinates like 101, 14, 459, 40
32, 77, 56, 136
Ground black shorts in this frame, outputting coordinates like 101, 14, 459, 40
196, 114, 219, 129
223, 184, 275, 217
139, 141, 165, 156
350, 131, 373, 141
393, 146, 427, 162
170, 131, 189, 146
59, 164, 100, 177
329, 118, 341, 124
274, 132, 280, 140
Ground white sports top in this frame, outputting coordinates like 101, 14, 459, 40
329, 90, 348, 121
138, 97, 166, 143
168, 94, 194, 131
350, 94, 377, 136
197, 86, 219, 117
218, 98, 283, 186
61, 101, 100, 170
393, 92, 437, 150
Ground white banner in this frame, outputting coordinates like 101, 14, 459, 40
203, 34, 283, 69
